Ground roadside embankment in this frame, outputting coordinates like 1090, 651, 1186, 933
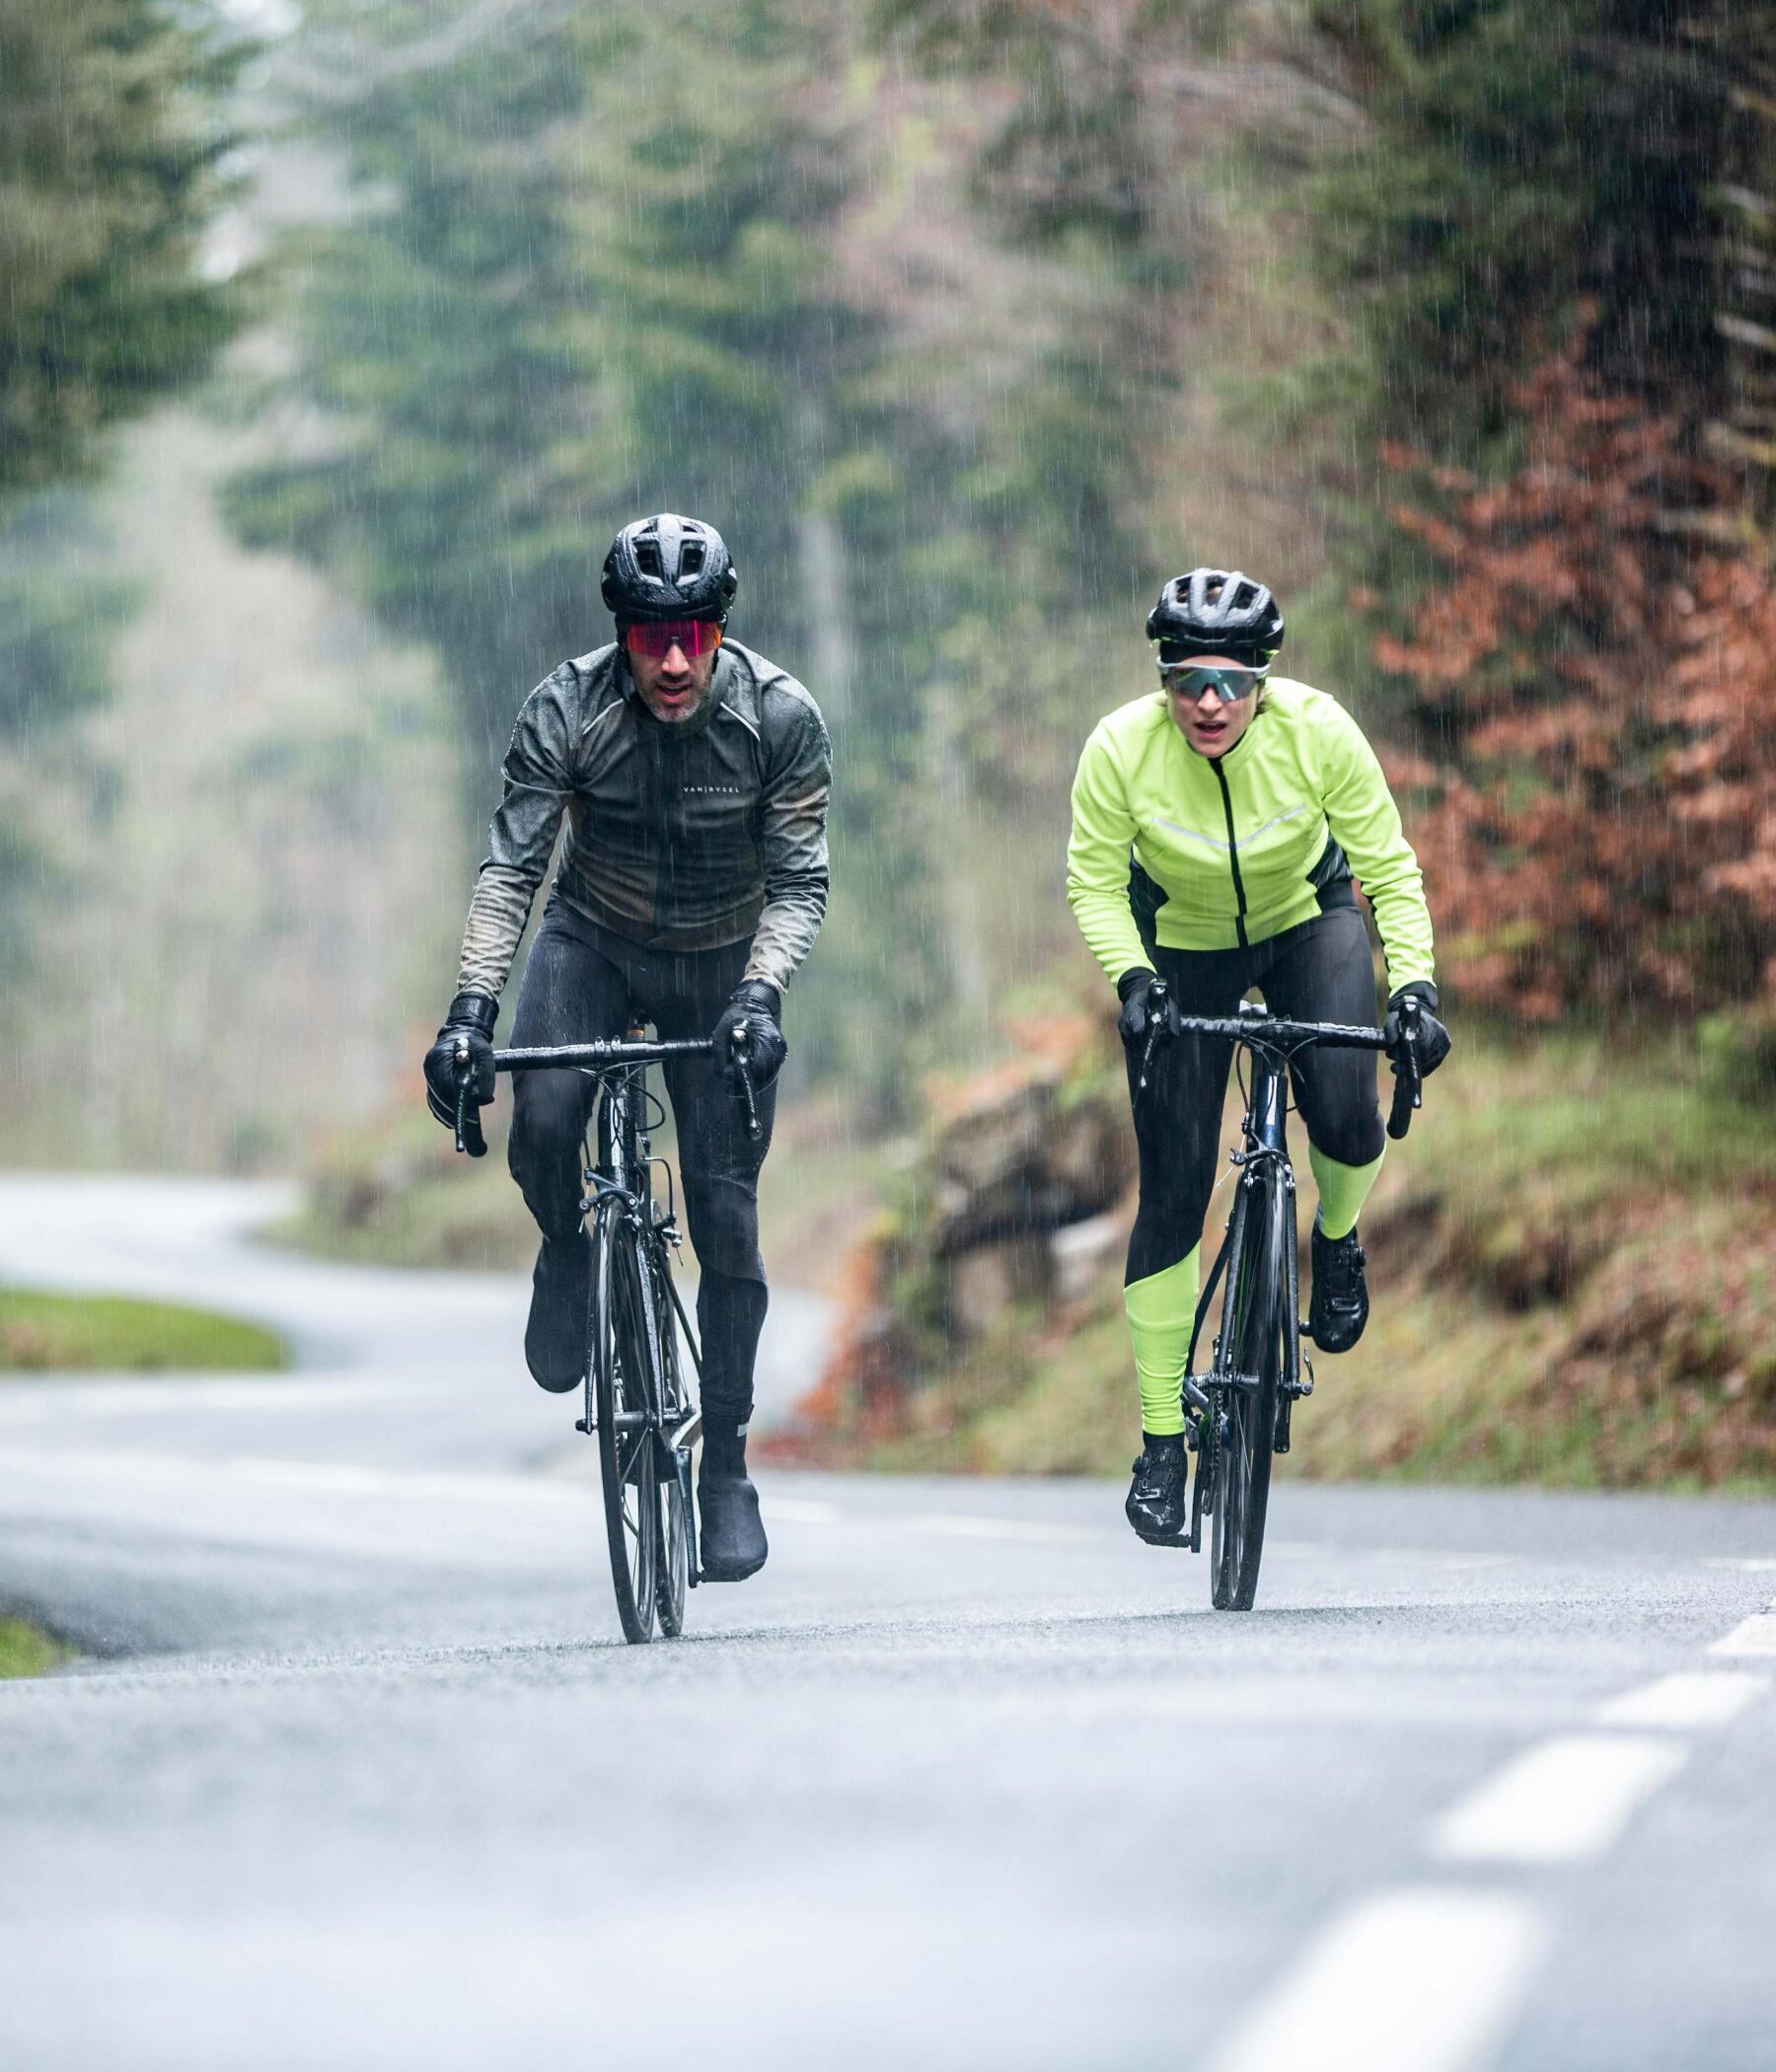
777, 1010, 1776, 1493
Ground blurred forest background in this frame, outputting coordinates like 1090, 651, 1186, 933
3, 0, 1774, 1482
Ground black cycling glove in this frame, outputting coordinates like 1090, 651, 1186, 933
713, 980, 786, 1089
423, 991, 498, 1130
1116, 967, 1176, 1052
1384, 981, 1451, 1076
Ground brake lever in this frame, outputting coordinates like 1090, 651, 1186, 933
452, 1036, 487, 1159
1385, 998, 1423, 1142
729, 1025, 763, 1143
1137, 980, 1171, 1094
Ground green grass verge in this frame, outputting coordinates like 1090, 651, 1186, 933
0, 1616, 70, 1677
0, 1289, 287, 1372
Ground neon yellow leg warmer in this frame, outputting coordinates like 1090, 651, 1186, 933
1124, 1246, 1200, 1437
1308, 1144, 1385, 1241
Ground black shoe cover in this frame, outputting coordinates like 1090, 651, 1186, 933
1308, 1209, 1369, 1354
1126, 1431, 1189, 1545
699, 1470, 769, 1582
525, 1230, 591, 1393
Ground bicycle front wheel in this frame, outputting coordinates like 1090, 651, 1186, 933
1211, 1175, 1288, 1612
650, 1250, 692, 1639
592, 1201, 659, 1645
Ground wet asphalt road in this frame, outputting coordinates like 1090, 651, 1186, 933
1, 1176, 1773, 2071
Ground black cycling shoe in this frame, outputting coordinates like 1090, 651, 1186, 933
1308, 1209, 1369, 1354
699, 1469, 769, 1581
1125, 1431, 1189, 1545
525, 1230, 591, 1393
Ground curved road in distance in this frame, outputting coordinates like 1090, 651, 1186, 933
1, 1174, 1773, 2072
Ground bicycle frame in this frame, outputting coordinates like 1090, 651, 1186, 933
1178, 1042, 1299, 1571
1227, 1051, 1301, 1404
1137, 994, 1417, 1591
489, 1036, 732, 1596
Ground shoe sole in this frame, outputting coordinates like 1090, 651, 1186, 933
699, 1554, 768, 1583
1308, 1313, 1369, 1355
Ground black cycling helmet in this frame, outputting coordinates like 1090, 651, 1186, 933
601, 513, 738, 625
1146, 567, 1284, 668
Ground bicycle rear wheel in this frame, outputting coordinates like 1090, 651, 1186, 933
592, 1201, 659, 1645
1211, 1175, 1287, 1611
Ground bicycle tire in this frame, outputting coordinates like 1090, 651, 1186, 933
592, 1200, 659, 1645
1211, 1174, 1286, 1611
649, 1247, 691, 1638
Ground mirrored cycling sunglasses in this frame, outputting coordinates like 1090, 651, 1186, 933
1156, 654, 1266, 703
625, 619, 722, 661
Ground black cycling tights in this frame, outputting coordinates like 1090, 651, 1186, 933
506, 899, 776, 1429
1126, 906, 1384, 1286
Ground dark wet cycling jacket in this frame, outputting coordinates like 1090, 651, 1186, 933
455, 639, 832, 1001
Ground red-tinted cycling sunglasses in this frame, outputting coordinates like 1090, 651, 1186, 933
625, 619, 722, 661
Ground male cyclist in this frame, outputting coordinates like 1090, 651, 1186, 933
423, 514, 832, 1582
1067, 568, 1449, 1545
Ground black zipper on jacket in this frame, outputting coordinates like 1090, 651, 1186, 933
1212, 757, 1249, 947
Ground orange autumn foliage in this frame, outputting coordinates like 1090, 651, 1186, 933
1375, 322, 1776, 1021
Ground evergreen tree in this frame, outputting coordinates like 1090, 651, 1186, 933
0, 0, 244, 495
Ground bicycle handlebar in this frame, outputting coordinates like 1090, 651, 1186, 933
493, 1038, 715, 1070
1138, 982, 1428, 1138
449, 1032, 763, 1156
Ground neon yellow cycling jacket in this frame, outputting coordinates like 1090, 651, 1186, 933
1067, 677, 1435, 994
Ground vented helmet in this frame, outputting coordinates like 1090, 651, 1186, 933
1146, 567, 1284, 668
601, 513, 738, 626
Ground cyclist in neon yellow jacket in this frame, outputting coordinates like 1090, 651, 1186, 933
1067, 568, 1450, 1544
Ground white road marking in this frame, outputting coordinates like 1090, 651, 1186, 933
908, 1513, 1099, 1545
1709, 1607, 1776, 1658
1210, 1887, 1545, 2072
1432, 1734, 1686, 1865
1596, 1671, 1771, 1731
1705, 1557, 1776, 1572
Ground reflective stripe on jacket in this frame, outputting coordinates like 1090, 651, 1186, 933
1066, 678, 1435, 993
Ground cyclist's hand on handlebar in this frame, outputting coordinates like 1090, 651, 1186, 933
713, 980, 785, 1090
1383, 982, 1450, 1077
1116, 967, 1178, 1053
423, 991, 497, 1132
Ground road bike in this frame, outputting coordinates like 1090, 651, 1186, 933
1136, 990, 1424, 1611
452, 1028, 762, 1645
